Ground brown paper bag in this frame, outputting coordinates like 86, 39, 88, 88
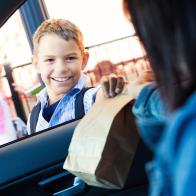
63, 94, 139, 189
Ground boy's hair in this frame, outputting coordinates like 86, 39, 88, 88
33, 19, 85, 55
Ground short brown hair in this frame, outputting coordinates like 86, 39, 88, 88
33, 19, 85, 54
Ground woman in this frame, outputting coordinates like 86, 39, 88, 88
122, 0, 196, 195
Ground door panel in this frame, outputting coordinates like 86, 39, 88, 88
0, 120, 78, 195
0, 119, 152, 196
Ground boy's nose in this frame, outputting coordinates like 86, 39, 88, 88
56, 60, 69, 72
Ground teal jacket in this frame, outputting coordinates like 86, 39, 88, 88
132, 84, 196, 196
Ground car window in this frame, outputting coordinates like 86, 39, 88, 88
0, 0, 148, 146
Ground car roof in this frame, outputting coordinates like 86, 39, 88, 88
0, 0, 26, 27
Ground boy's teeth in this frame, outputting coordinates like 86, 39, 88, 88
53, 77, 70, 82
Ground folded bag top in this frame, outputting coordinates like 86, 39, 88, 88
63, 93, 139, 189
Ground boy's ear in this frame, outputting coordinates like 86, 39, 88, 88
81, 51, 89, 70
31, 55, 39, 73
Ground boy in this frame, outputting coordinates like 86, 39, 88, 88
27, 18, 124, 134
27, 19, 99, 134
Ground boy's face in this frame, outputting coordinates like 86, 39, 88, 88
32, 34, 88, 104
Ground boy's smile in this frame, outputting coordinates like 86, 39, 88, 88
51, 75, 73, 83
33, 34, 88, 104
50, 75, 75, 88
51, 76, 72, 82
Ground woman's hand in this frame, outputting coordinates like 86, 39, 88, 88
127, 70, 155, 99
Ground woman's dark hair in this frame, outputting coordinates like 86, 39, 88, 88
123, 0, 196, 110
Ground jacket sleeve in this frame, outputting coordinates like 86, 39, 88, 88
173, 119, 196, 195
132, 84, 168, 150
167, 95, 196, 196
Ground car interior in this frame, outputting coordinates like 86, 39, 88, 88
0, 0, 152, 195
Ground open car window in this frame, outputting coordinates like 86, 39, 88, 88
0, 0, 148, 146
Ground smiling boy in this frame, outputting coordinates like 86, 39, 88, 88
26, 19, 99, 134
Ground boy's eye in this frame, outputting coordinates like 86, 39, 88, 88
45, 58, 54, 63
66, 56, 78, 62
